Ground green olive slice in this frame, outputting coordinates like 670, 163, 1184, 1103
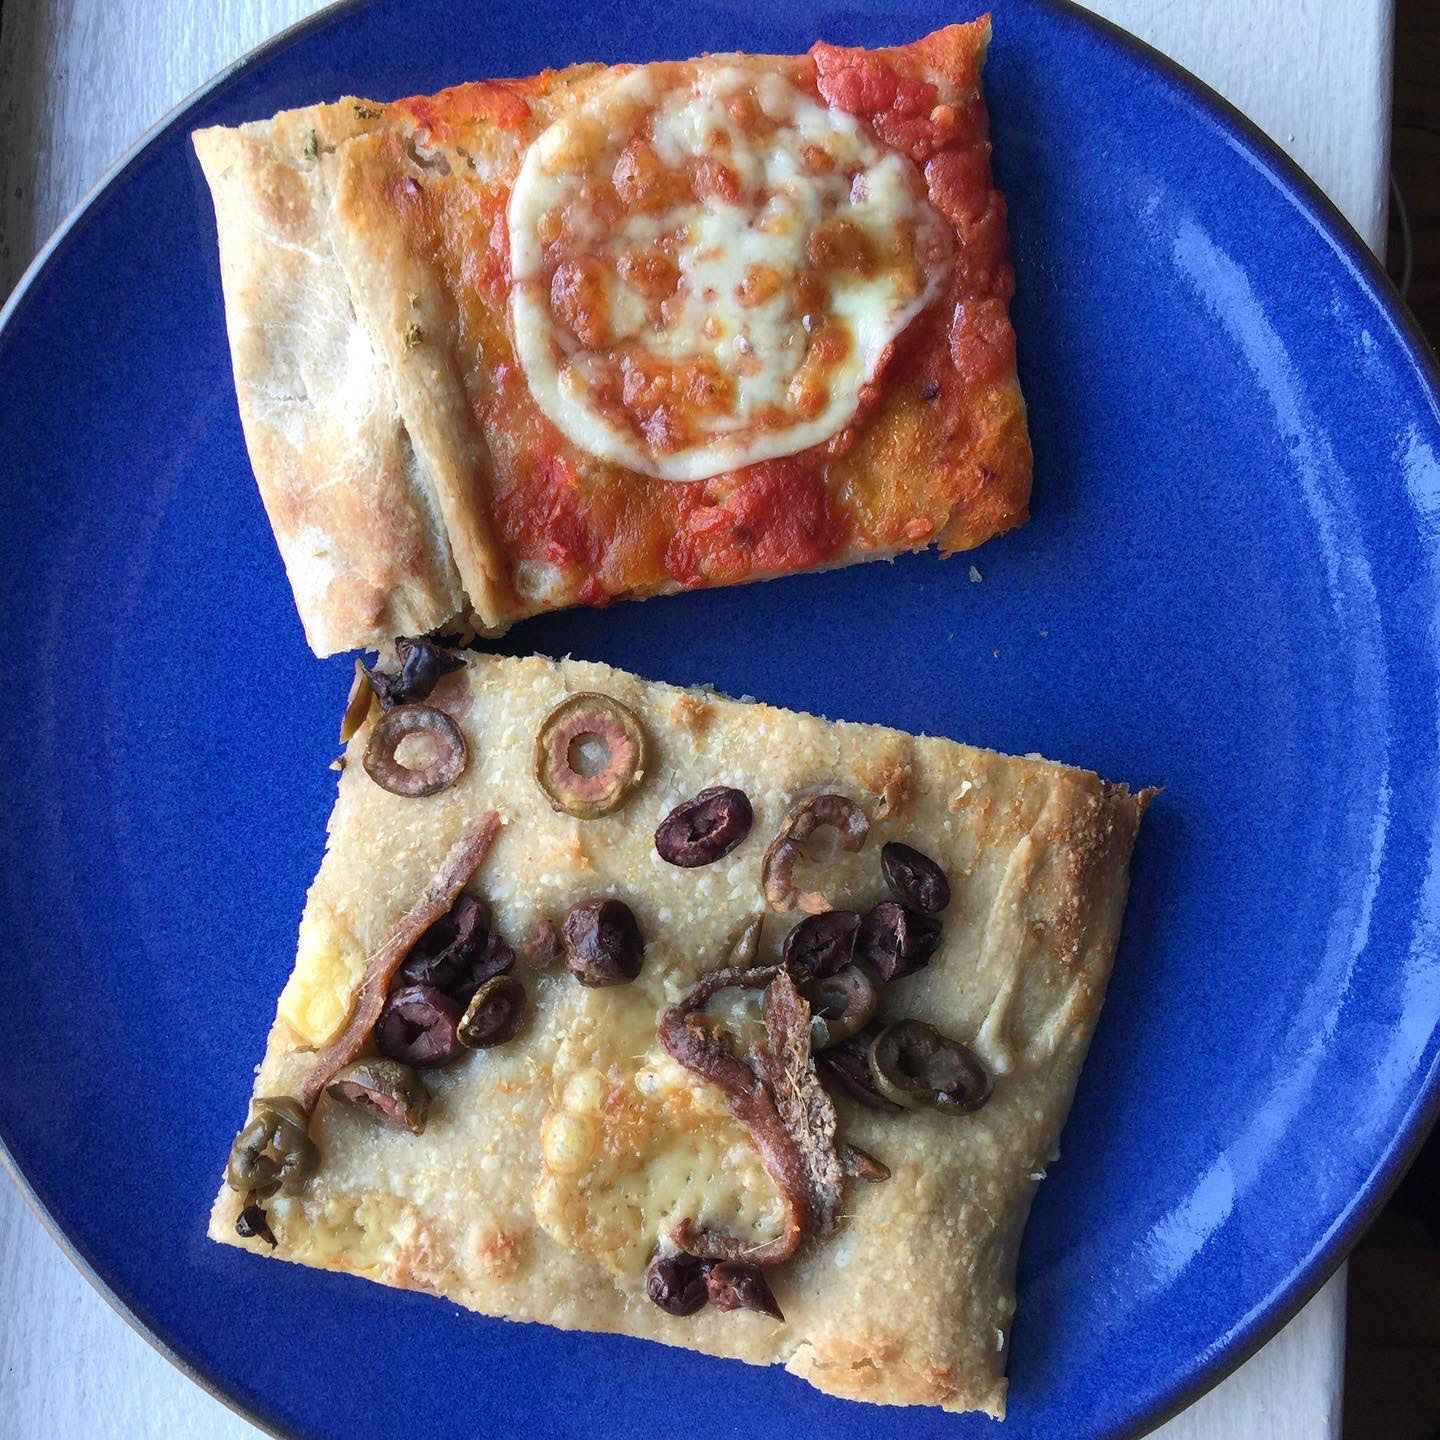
760, 794, 869, 914
326, 1058, 430, 1134
534, 692, 647, 818
805, 964, 878, 1050
457, 974, 527, 1048
225, 1096, 319, 1196
726, 914, 765, 970
867, 1021, 992, 1115
339, 659, 376, 744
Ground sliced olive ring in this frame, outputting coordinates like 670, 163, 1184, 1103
401, 892, 492, 995
562, 898, 645, 986
375, 983, 465, 1067
814, 1027, 900, 1112
805, 963, 878, 1050
761, 794, 870, 914
855, 901, 941, 982
645, 1251, 710, 1317
457, 974, 527, 1048
782, 910, 860, 983
655, 787, 753, 867
326, 1058, 431, 1134
225, 1096, 318, 1196
535, 692, 647, 818
879, 841, 951, 915
363, 703, 467, 797
867, 1020, 993, 1115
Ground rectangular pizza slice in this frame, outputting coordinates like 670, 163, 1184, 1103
212, 647, 1151, 1416
193, 19, 1030, 656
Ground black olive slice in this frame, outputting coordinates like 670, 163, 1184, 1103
868, 1020, 992, 1115
879, 841, 951, 914
655, 787, 753, 866
363, 704, 467, 797
805, 964, 878, 1050
561, 899, 645, 986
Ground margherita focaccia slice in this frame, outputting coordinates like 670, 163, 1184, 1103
194, 21, 1030, 656
212, 647, 1151, 1416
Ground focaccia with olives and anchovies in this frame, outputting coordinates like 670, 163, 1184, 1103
211, 651, 1151, 1417
192, 20, 1029, 656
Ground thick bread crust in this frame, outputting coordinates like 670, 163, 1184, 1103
194, 26, 1031, 656
324, 132, 512, 630
210, 653, 1151, 1415
193, 118, 468, 653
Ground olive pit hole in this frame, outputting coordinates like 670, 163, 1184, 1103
394, 732, 441, 770
567, 731, 612, 779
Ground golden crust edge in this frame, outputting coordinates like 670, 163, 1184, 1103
192, 115, 471, 654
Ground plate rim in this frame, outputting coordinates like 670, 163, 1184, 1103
0, 1, 1436, 1436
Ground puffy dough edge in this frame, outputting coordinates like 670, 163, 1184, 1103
785, 1333, 1007, 1418
810, 18, 1032, 559
922, 17, 1032, 555
323, 131, 514, 633
193, 113, 469, 655
786, 775, 1153, 1417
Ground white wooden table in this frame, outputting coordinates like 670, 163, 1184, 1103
0, 2, 1386, 1435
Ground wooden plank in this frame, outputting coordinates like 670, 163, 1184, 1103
1081, 0, 1391, 253
1391, 0, 1440, 340
1344, 1245, 1440, 1440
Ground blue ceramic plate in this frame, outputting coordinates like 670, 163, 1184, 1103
2, 1, 1438, 1436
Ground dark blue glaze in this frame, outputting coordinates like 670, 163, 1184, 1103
1, 2, 1438, 1436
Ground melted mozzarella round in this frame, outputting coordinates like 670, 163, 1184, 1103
508, 61, 949, 481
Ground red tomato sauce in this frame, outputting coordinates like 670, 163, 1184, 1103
812, 38, 1015, 393
812, 45, 957, 163
663, 459, 848, 588
389, 32, 1018, 610
493, 452, 605, 572
396, 81, 534, 142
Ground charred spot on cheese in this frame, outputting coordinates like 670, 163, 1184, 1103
507, 59, 950, 480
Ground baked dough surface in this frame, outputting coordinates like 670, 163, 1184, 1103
211, 652, 1151, 1416
193, 22, 1031, 656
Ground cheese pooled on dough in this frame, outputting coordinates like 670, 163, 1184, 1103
508, 60, 950, 481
